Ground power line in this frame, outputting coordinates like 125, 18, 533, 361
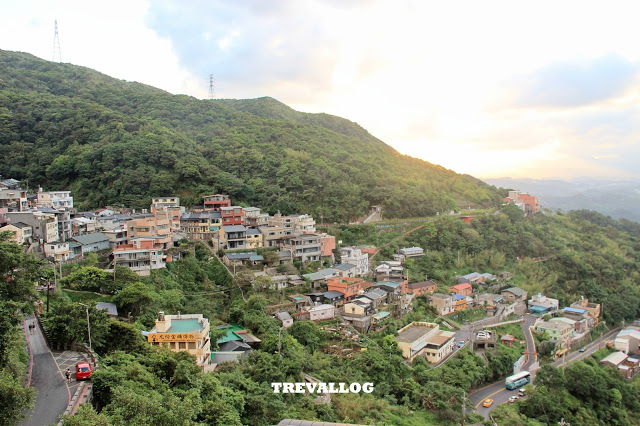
53, 20, 62, 63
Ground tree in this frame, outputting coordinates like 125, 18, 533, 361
0, 232, 40, 305
42, 301, 110, 350
288, 321, 327, 353
261, 250, 280, 267
113, 281, 156, 317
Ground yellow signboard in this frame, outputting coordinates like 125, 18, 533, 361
148, 333, 198, 343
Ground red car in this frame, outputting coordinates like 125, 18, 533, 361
75, 362, 92, 380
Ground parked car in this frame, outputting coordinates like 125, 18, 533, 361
482, 399, 494, 407
518, 389, 526, 396
458, 341, 465, 347
75, 362, 92, 380
508, 396, 517, 403
579, 347, 586, 352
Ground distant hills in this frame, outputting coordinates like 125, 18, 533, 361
0, 50, 502, 221
485, 177, 640, 223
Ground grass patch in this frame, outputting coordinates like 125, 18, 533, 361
62, 289, 111, 304
448, 306, 487, 324
489, 322, 525, 341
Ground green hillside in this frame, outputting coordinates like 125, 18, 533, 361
0, 50, 501, 220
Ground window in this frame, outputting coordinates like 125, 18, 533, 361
169, 342, 176, 349
178, 342, 186, 349
188, 342, 196, 349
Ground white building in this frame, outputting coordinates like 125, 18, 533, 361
112, 238, 166, 276
338, 246, 369, 276
36, 189, 73, 209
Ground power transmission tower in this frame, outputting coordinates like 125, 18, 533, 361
53, 20, 62, 62
208, 74, 215, 99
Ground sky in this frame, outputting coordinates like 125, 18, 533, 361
1, 0, 640, 180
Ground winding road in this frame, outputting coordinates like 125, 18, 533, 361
469, 322, 619, 419
21, 315, 73, 426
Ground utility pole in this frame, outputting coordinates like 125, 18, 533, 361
461, 390, 465, 426
78, 303, 92, 351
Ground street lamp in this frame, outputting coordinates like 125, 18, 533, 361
78, 303, 92, 352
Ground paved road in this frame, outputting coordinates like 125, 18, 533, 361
469, 326, 619, 419
21, 315, 73, 426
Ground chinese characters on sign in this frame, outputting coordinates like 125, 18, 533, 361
148, 333, 198, 342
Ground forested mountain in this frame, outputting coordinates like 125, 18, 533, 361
0, 50, 501, 221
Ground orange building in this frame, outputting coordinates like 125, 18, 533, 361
327, 277, 372, 301
449, 283, 472, 297
319, 233, 336, 258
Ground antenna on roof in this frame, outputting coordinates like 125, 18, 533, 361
208, 74, 215, 99
53, 20, 62, 63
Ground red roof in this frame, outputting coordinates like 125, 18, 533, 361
449, 283, 472, 291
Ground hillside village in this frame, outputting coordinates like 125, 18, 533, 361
1, 177, 614, 370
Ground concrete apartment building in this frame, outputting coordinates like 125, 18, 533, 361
151, 197, 180, 208
127, 215, 172, 249
243, 207, 269, 228
180, 211, 222, 241
147, 312, 211, 367
319, 233, 336, 261
404, 280, 437, 297
338, 246, 369, 276
501, 287, 528, 302
7, 210, 59, 244
281, 233, 323, 263
220, 206, 244, 226
0, 187, 28, 211
71, 217, 96, 236
528, 293, 559, 315
327, 277, 372, 301
245, 228, 263, 249
0, 222, 32, 245
394, 322, 455, 362
393, 247, 425, 262
535, 320, 573, 346
43, 241, 72, 262
268, 213, 316, 234
449, 283, 472, 297
259, 225, 287, 248
221, 225, 247, 250
38, 207, 72, 242
429, 293, 455, 315
113, 238, 166, 276
203, 194, 231, 211
35, 189, 73, 209
570, 296, 601, 324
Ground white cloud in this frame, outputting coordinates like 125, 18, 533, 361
2, 0, 640, 179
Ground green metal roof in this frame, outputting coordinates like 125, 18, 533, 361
216, 323, 246, 343
166, 319, 203, 333
372, 311, 390, 320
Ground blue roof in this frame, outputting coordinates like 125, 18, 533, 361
334, 263, 356, 271
530, 305, 550, 313
563, 307, 588, 314
453, 294, 465, 300
375, 281, 400, 288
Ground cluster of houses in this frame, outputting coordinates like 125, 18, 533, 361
601, 323, 640, 379
503, 190, 541, 217
0, 181, 343, 276
531, 295, 601, 354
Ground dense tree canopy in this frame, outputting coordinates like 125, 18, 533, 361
0, 50, 501, 222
